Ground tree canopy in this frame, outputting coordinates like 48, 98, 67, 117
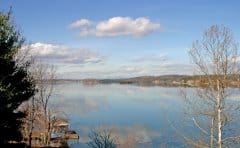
0, 10, 35, 144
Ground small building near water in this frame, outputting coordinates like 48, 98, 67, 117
51, 118, 79, 140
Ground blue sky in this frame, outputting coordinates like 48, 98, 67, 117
1, 0, 240, 79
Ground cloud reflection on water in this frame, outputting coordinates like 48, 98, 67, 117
76, 124, 160, 144
52, 95, 109, 116
51, 83, 185, 147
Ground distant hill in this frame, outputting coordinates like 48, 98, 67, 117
54, 74, 240, 87
99, 75, 189, 86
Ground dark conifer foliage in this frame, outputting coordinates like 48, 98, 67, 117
0, 10, 35, 144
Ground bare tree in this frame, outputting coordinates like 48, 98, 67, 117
20, 60, 58, 147
185, 25, 240, 148
33, 61, 57, 146
21, 96, 40, 147
88, 128, 117, 148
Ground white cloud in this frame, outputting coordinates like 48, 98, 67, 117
69, 17, 161, 37
21, 43, 104, 64
69, 19, 92, 29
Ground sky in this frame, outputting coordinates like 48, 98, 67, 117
1, 0, 240, 79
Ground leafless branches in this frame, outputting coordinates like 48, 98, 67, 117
185, 25, 240, 148
21, 60, 58, 147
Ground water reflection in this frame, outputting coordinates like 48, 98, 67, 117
51, 83, 187, 147
76, 124, 160, 144
53, 95, 109, 116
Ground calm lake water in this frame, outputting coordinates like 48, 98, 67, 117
50, 83, 240, 147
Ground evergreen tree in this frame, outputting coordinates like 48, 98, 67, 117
0, 10, 35, 144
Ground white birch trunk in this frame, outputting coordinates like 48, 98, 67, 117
210, 117, 214, 148
217, 80, 222, 148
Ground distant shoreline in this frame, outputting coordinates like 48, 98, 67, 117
53, 74, 240, 88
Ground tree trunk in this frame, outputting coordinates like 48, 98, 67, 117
28, 132, 32, 147
210, 117, 214, 148
217, 80, 222, 148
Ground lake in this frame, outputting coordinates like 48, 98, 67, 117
50, 83, 240, 147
